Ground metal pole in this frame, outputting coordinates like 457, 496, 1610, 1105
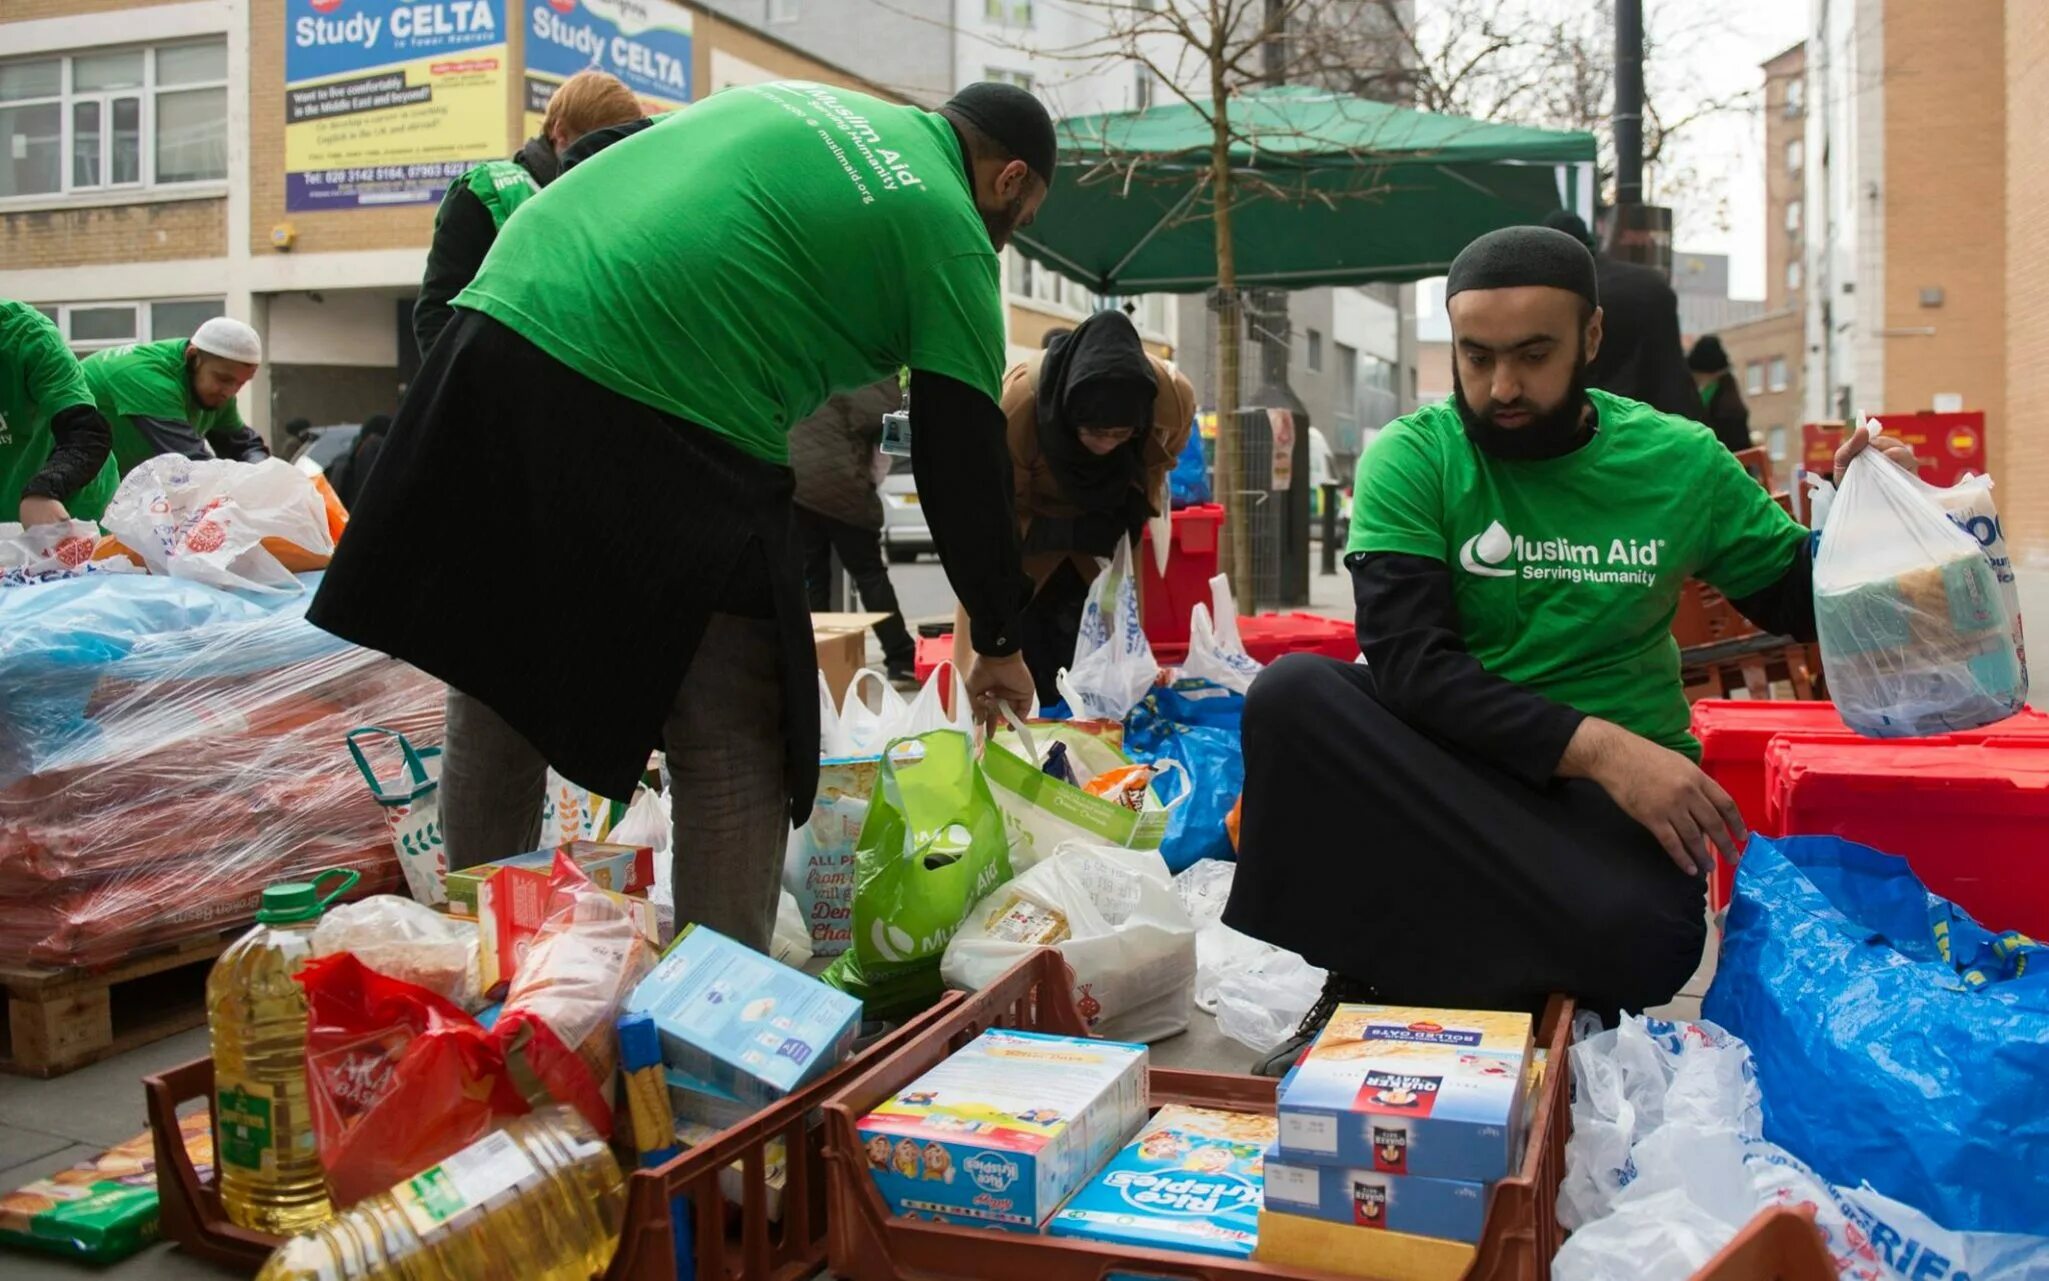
1319, 482, 1339, 576
1614, 0, 1645, 209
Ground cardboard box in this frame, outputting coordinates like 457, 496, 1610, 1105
1261, 1145, 1489, 1242
1254, 1208, 1477, 1281
1276, 1006, 1531, 1182
813, 612, 889, 704
856, 1029, 1148, 1231
626, 925, 862, 1106
445, 840, 655, 919
475, 863, 658, 993
1047, 1105, 1274, 1258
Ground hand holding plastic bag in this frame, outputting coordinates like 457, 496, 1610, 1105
1814, 431, 2025, 736
1056, 538, 1158, 722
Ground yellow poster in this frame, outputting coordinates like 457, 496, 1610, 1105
285, 0, 508, 209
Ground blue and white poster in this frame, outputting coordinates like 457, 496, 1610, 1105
523, 0, 693, 136
284, 0, 510, 210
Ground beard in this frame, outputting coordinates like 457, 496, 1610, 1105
980, 189, 1027, 250
1452, 354, 1593, 461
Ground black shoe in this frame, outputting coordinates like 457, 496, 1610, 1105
885, 659, 918, 687
1252, 973, 1377, 1077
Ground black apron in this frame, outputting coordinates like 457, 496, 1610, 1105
309, 311, 818, 819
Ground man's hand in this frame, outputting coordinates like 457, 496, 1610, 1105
16, 496, 69, 528
964, 650, 1035, 727
1559, 718, 1746, 876
1833, 421, 1918, 485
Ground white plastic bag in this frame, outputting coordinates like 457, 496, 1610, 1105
0, 519, 135, 589
1056, 538, 1158, 721
1814, 429, 2024, 737
833, 668, 909, 757
1170, 858, 1326, 1051
900, 660, 975, 736
1180, 574, 1264, 694
1554, 1015, 2049, 1281
313, 895, 483, 1010
942, 841, 1195, 1043
772, 890, 814, 968
101, 456, 332, 594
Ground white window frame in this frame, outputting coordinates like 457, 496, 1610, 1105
1785, 139, 1803, 173
984, 67, 1034, 92
768, 0, 800, 22
0, 37, 227, 206
1785, 199, 1802, 233
1786, 259, 1803, 290
38, 296, 226, 355
984, 0, 1034, 25
1306, 328, 1323, 372
1768, 357, 1790, 393
1745, 362, 1765, 396
1784, 77, 1805, 117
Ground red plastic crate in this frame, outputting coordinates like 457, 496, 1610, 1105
1696, 702, 2049, 909
912, 610, 1354, 685
1763, 736, 2049, 937
1138, 504, 1225, 647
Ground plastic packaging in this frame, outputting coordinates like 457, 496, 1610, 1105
1179, 575, 1264, 694
209, 868, 359, 1234
773, 889, 814, 967
0, 1111, 210, 1263
1814, 434, 2025, 736
0, 573, 434, 968
312, 895, 482, 1011
0, 518, 137, 588
253, 1104, 627, 1281
942, 842, 1196, 1043
346, 728, 446, 906
1172, 859, 1327, 1053
1055, 538, 1159, 722
1703, 835, 2049, 1236
100, 456, 336, 594
1554, 1014, 2049, 1281
985, 711, 1183, 871
1123, 679, 1246, 872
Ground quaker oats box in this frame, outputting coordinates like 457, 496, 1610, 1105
855, 1029, 1147, 1231
1275, 1006, 1531, 1182
1261, 1144, 1490, 1242
1047, 1104, 1275, 1258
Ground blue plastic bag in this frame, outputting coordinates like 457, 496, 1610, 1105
1123, 679, 1243, 872
1168, 422, 1210, 508
1703, 835, 2049, 1234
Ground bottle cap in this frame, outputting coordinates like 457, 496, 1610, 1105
254, 868, 361, 924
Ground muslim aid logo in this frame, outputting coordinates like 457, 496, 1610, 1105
1457, 519, 1665, 587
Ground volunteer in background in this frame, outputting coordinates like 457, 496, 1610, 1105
80, 317, 267, 475
1541, 210, 1698, 422
412, 70, 644, 358
327, 413, 391, 509
1687, 334, 1752, 454
950, 310, 1194, 705
0, 300, 117, 525
310, 81, 1052, 954
1225, 226, 1915, 1069
789, 376, 920, 683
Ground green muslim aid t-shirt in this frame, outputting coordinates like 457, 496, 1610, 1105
455, 82, 1007, 464
0, 301, 118, 522
1348, 388, 1807, 759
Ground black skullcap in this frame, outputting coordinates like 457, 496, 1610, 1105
1688, 334, 1731, 373
1446, 226, 1599, 307
945, 82, 1058, 186
1541, 208, 1596, 248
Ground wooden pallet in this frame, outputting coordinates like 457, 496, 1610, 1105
0, 933, 231, 1078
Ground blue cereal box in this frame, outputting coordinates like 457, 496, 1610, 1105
1261, 1144, 1490, 1242
1276, 1005, 1531, 1182
856, 1029, 1148, 1231
1048, 1105, 1275, 1258
625, 925, 862, 1106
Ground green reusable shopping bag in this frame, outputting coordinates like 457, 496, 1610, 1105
821, 729, 1011, 1019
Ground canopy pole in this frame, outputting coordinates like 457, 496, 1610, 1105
1614, 0, 1645, 208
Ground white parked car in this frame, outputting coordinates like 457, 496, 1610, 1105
879, 455, 930, 563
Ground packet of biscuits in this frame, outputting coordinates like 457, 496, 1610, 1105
0, 1110, 211, 1262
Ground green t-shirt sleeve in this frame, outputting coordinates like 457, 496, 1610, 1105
20, 319, 94, 420
904, 251, 1005, 404
1346, 425, 1448, 561
1696, 440, 1808, 597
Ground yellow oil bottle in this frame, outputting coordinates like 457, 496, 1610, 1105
253, 1105, 627, 1281
208, 868, 358, 1234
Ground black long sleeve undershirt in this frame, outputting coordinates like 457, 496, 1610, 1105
1352, 541, 1818, 784
908, 369, 1032, 657
22, 403, 112, 502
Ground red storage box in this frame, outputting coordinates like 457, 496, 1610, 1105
913, 609, 1355, 684
1138, 504, 1224, 647
1763, 737, 2049, 938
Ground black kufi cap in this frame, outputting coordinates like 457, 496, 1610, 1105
945, 82, 1058, 186
1446, 226, 1599, 307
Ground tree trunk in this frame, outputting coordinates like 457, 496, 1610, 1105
1209, 90, 1255, 605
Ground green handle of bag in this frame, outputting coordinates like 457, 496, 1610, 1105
347, 726, 439, 804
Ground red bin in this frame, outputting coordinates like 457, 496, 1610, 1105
1138, 503, 1224, 647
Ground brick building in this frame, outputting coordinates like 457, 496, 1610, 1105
1, 0, 903, 437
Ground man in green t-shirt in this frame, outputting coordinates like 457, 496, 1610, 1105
80, 317, 269, 475
1221, 226, 1915, 1066
0, 300, 118, 525
309, 81, 1054, 955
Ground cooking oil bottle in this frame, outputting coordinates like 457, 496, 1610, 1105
209, 868, 358, 1234
254, 1105, 627, 1281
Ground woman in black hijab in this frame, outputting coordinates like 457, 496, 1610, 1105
950, 310, 1195, 703
1687, 335, 1753, 454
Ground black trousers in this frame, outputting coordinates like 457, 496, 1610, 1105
793, 504, 915, 667
1222, 655, 1707, 1021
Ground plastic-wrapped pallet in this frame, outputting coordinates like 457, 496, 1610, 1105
0, 572, 433, 967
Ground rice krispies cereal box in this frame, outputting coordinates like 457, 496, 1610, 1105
1275, 1005, 1531, 1182
856, 1029, 1148, 1231
626, 925, 862, 1106
1261, 1145, 1490, 1242
1047, 1105, 1275, 1258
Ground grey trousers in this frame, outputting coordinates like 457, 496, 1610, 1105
439, 613, 788, 954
